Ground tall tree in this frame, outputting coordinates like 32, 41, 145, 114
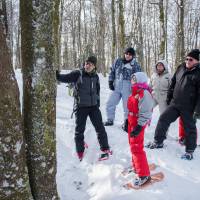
175, 0, 185, 66
20, 0, 59, 199
118, 0, 125, 56
158, 0, 166, 59
111, 0, 117, 61
96, 0, 106, 75
0, 0, 33, 199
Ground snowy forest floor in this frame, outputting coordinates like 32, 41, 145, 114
16, 70, 200, 200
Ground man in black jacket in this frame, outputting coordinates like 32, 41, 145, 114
56, 56, 111, 161
146, 49, 200, 160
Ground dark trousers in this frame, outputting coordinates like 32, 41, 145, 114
74, 106, 109, 153
154, 104, 197, 153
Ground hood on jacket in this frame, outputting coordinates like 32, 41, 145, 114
154, 60, 169, 74
132, 72, 148, 83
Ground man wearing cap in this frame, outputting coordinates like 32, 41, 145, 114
56, 56, 111, 161
146, 49, 200, 160
104, 47, 141, 130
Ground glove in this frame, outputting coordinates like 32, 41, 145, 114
166, 98, 171, 105
130, 124, 143, 137
56, 70, 60, 80
193, 112, 200, 121
109, 81, 114, 91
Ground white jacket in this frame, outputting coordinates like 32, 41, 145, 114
150, 60, 171, 114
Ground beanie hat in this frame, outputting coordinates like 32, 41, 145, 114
124, 47, 135, 56
86, 55, 97, 66
187, 49, 200, 61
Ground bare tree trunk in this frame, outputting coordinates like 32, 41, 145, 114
175, 0, 185, 66
96, 0, 106, 75
135, 0, 144, 70
53, 0, 61, 70
118, 0, 125, 56
111, 0, 117, 62
0, 1, 33, 199
20, 0, 59, 199
158, 0, 166, 59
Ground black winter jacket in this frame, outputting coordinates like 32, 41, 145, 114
167, 63, 200, 114
56, 69, 100, 107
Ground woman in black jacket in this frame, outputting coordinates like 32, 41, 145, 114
56, 56, 111, 161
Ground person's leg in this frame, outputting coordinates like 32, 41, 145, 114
178, 117, 185, 141
158, 100, 168, 115
89, 106, 110, 151
129, 126, 150, 177
154, 105, 179, 144
105, 90, 121, 122
74, 107, 88, 153
180, 110, 197, 153
121, 84, 131, 121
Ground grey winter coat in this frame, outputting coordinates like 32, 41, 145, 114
150, 60, 171, 114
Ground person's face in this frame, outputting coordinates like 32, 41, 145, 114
131, 75, 137, 85
185, 57, 199, 69
124, 52, 133, 61
84, 61, 95, 72
156, 63, 165, 74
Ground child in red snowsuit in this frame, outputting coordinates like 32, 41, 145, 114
127, 72, 154, 186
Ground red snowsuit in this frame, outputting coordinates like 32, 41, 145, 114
179, 118, 198, 141
179, 118, 185, 140
127, 84, 152, 177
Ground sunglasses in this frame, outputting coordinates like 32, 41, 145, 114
185, 58, 194, 62
85, 62, 94, 66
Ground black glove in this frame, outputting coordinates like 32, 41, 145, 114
56, 70, 60, 80
109, 81, 114, 91
166, 98, 171, 105
130, 124, 143, 137
193, 112, 200, 121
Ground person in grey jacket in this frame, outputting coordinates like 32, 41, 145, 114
150, 60, 171, 114
127, 72, 154, 186
104, 47, 141, 130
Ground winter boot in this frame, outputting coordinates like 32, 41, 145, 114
98, 150, 112, 161
145, 141, 164, 149
122, 119, 128, 132
133, 176, 151, 187
104, 119, 114, 126
77, 152, 84, 161
181, 152, 193, 160
77, 142, 88, 161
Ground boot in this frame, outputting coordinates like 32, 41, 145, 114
133, 176, 151, 186
122, 119, 128, 132
104, 119, 113, 126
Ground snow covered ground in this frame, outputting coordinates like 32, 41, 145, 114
16, 70, 200, 200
